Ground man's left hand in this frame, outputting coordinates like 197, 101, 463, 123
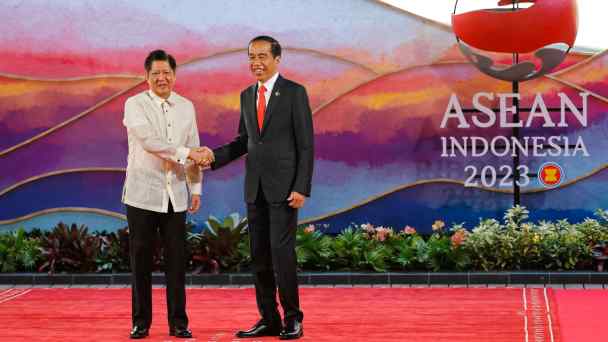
287, 191, 306, 208
189, 194, 201, 213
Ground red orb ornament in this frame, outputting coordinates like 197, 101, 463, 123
452, 0, 578, 82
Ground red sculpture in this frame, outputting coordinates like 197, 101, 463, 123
451, 0, 579, 82
452, 0, 578, 53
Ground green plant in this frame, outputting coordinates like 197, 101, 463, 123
408, 221, 469, 271
462, 206, 598, 271
3, 207, 606, 274
362, 242, 392, 272
576, 212, 608, 245
422, 234, 450, 271
296, 225, 334, 271
463, 218, 505, 271
26, 228, 45, 239
332, 224, 395, 272
504, 205, 529, 227
536, 220, 589, 270
331, 227, 367, 270
462, 207, 536, 270
591, 240, 608, 271
0, 228, 41, 272
96, 227, 130, 272
39, 223, 100, 273
187, 213, 248, 273
594, 208, 608, 224
390, 232, 426, 270
447, 225, 471, 271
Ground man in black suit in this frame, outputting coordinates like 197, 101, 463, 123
198, 35, 313, 340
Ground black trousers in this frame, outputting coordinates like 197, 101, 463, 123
126, 202, 188, 330
247, 186, 303, 324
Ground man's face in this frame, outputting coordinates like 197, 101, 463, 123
146, 60, 175, 99
248, 40, 280, 83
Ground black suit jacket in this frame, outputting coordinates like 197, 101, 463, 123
212, 75, 314, 203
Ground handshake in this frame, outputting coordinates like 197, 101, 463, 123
188, 146, 215, 168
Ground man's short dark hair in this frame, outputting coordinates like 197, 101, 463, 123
249, 36, 282, 58
144, 50, 177, 73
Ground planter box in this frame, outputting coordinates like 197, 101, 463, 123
1, 272, 606, 287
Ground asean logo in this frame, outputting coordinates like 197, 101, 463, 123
452, 0, 578, 82
538, 162, 564, 188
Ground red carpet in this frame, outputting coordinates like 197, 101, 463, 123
553, 289, 607, 342
0, 287, 560, 341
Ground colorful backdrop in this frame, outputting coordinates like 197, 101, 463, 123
1, 0, 607, 233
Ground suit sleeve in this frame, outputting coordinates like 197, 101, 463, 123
292, 85, 314, 196
211, 93, 248, 169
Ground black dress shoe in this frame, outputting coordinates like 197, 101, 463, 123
279, 321, 303, 340
129, 326, 149, 339
169, 327, 193, 338
235, 320, 282, 338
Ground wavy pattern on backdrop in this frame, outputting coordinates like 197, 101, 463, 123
0, 0, 607, 233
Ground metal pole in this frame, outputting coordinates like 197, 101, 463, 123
513, 79, 520, 206
512, 0, 521, 206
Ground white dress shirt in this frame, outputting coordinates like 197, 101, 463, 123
257, 72, 279, 108
122, 90, 202, 213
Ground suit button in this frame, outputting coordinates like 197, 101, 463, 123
258, 141, 263, 145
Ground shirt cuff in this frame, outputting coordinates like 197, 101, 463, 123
176, 147, 190, 165
190, 182, 202, 195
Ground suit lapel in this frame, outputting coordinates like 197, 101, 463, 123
260, 75, 283, 136
246, 84, 260, 140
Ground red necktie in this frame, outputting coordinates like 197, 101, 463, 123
257, 85, 266, 130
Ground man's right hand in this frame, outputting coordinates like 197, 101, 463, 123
188, 149, 205, 165
188, 146, 214, 168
